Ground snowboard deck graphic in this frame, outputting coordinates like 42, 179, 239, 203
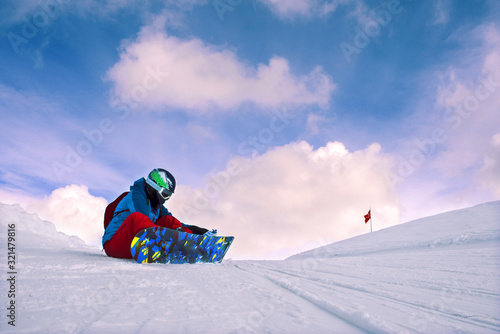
131, 227, 234, 264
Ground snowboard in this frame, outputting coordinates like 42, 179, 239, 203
131, 227, 234, 264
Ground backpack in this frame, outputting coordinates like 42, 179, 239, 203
103, 192, 129, 230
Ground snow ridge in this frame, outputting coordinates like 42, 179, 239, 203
0, 203, 88, 250
0, 201, 499, 333
289, 201, 500, 260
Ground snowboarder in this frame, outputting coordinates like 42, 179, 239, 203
102, 168, 211, 259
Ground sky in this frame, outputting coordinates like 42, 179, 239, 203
0, 0, 499, 260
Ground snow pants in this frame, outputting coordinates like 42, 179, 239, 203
103, 212, 191, 259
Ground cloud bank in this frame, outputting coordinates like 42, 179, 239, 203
168, 140, 400, 259
28, 185, 107, 246
106, 19, 335, 112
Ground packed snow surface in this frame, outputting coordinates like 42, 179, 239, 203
1, 201, 499, 333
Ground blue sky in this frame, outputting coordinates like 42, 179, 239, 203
1, 0, 499, 259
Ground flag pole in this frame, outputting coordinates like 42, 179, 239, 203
370, 207, 372, 233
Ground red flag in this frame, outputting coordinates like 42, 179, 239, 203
364, 210, 371, 224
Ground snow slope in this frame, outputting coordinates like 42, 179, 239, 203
0, 201, 499, 333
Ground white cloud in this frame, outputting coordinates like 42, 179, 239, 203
106, 18, 336, 112
0, 0, 39, 26
433, 24, 500, 178
168, 140, 400, 259
390, 24, 500, 220
432, 0, 451, 25
256, 0, 370, 23
305, 112, 336, 136
187, 123, 216, 142
0, 187, 36, 207
256, 0, 344, 18
27, 185, 108, 246
257, 0, 318, 18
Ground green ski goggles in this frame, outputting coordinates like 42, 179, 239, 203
145, 176, 173, 200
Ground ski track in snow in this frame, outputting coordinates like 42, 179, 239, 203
236, 244, 500, 334
0, 202, 499, 333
